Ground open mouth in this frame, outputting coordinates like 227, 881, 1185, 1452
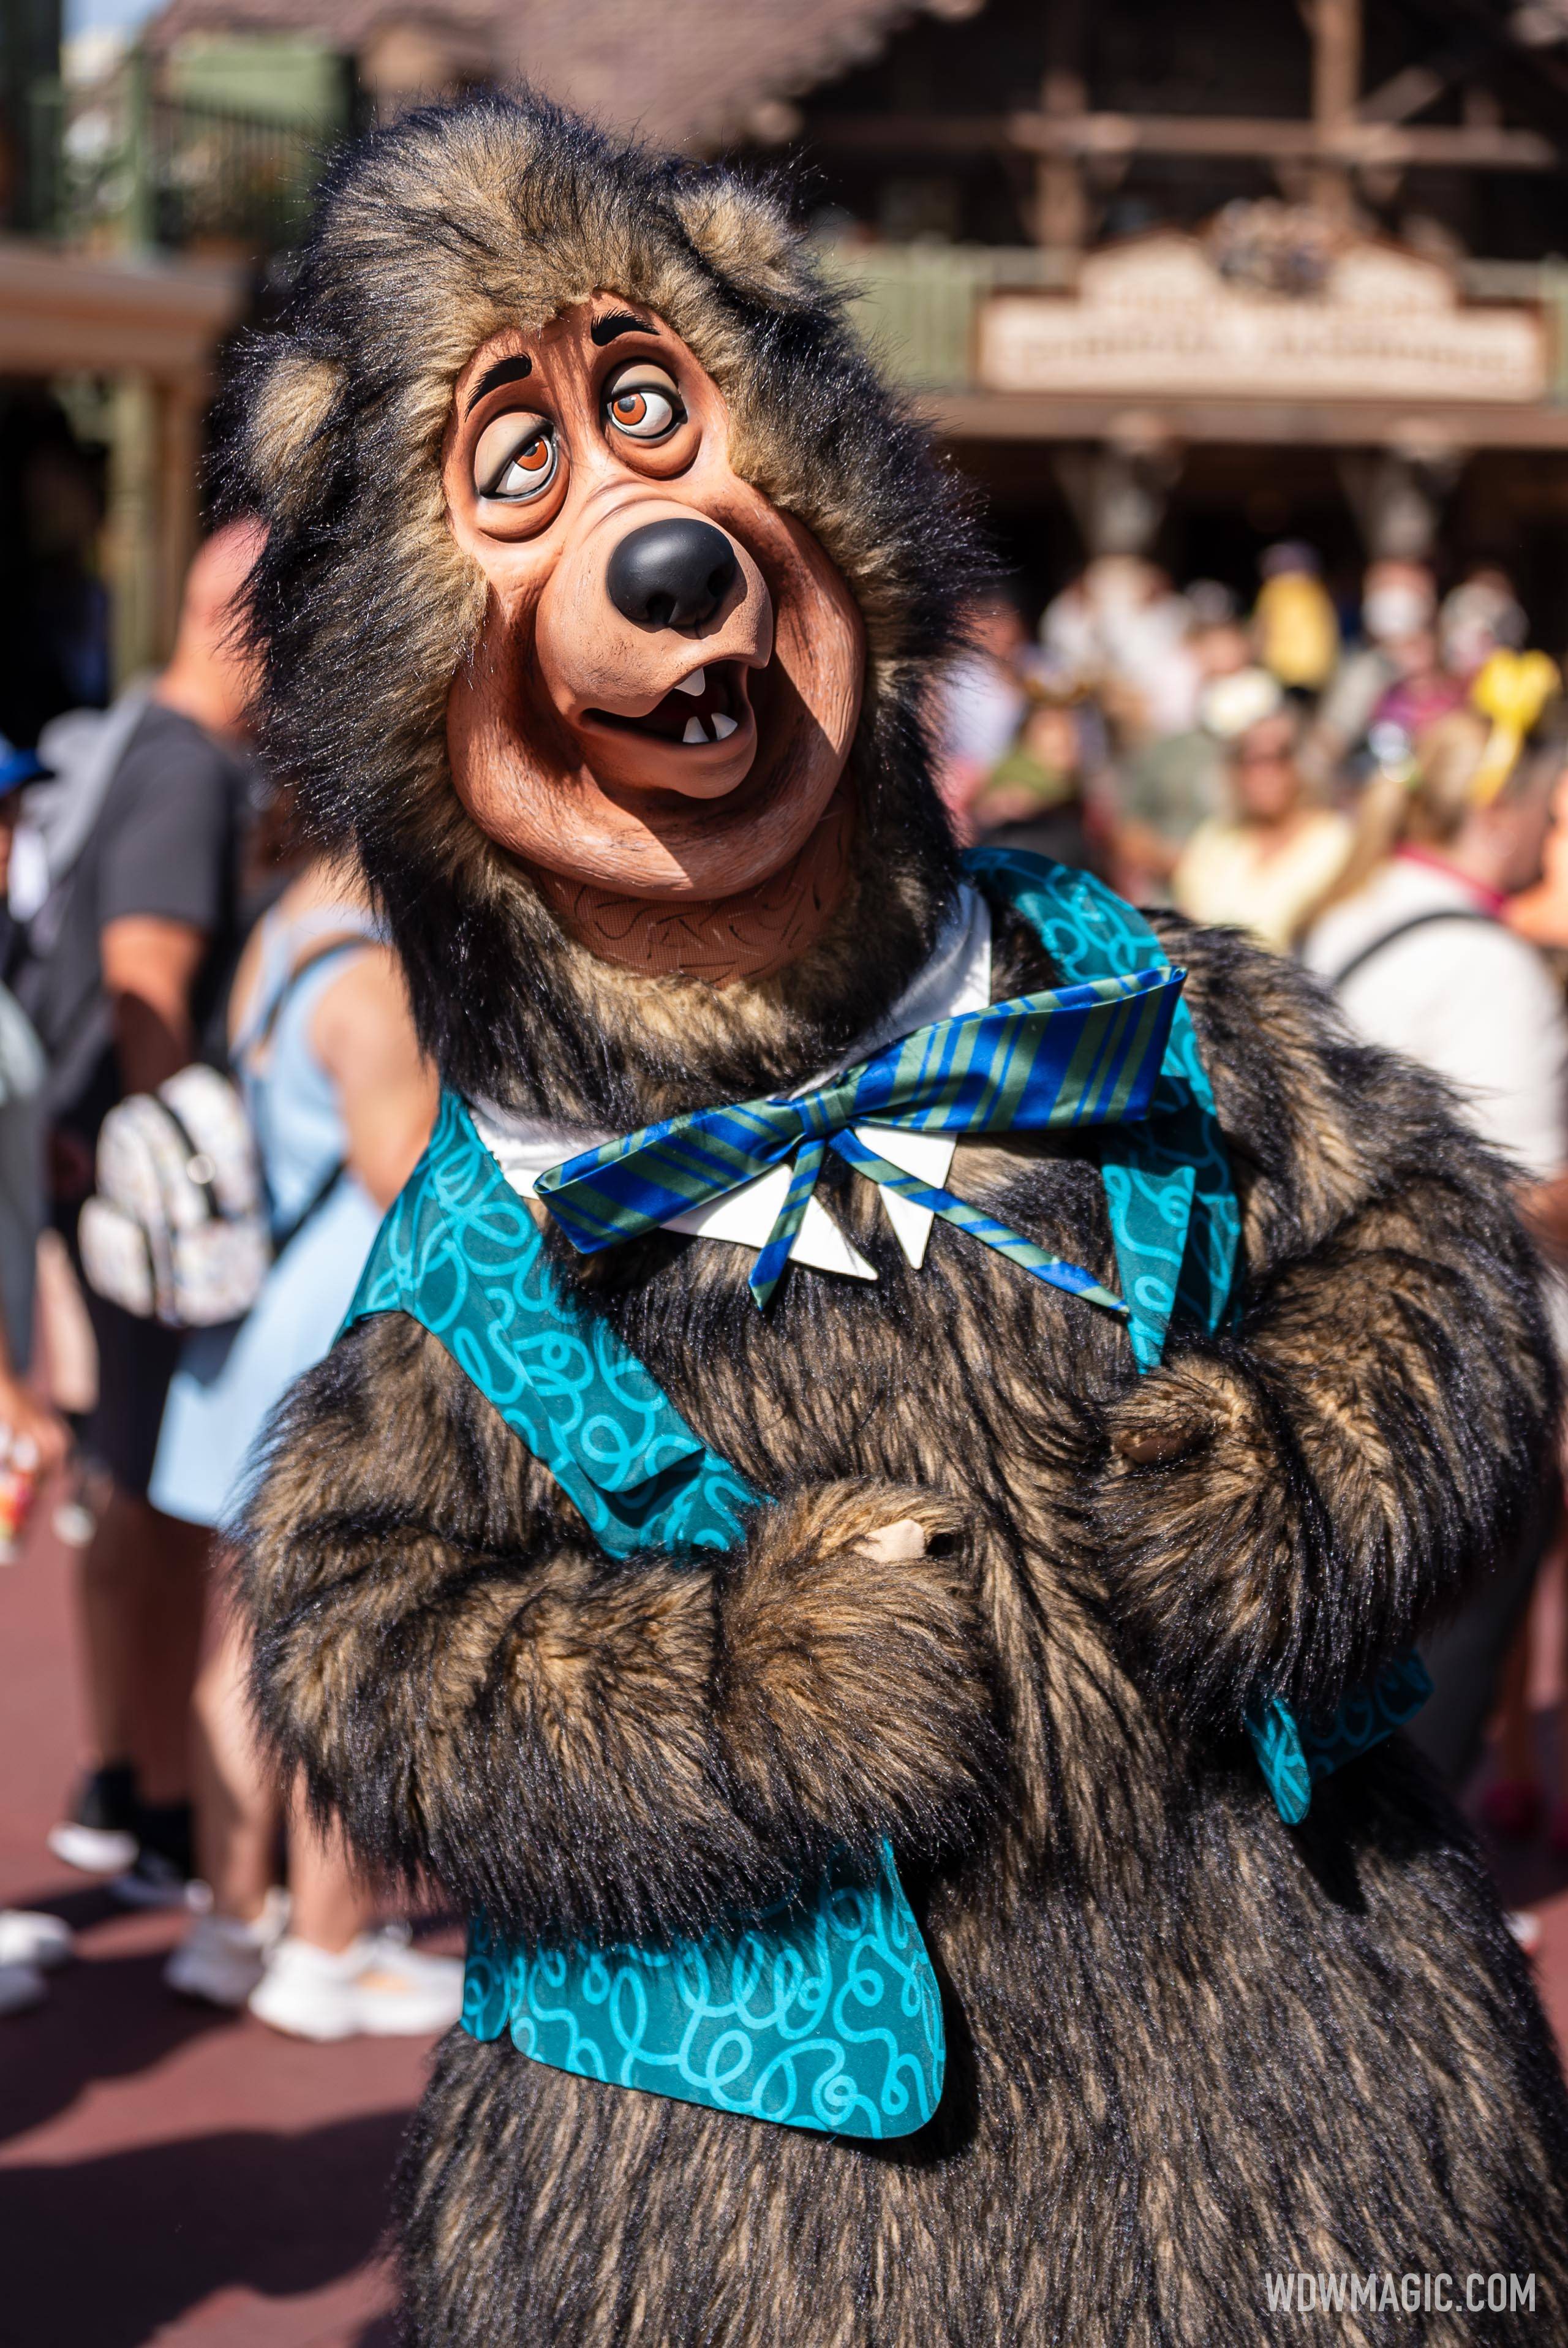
586, 659, 752, 747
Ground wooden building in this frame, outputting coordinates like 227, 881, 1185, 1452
13, 0, 1568, 722
134, 0, 1568, 622
0, 236, 242, 683
752, 0, 1568, 627
0, 0, 248, 733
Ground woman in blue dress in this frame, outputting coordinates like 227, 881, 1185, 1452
156, 852, 459, 2039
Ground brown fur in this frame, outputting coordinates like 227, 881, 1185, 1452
243, 902, 1568, 2346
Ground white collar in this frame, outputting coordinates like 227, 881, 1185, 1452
470, 883, 993, 1283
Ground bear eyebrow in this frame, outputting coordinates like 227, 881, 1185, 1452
466, 354, 533, 413
590, 311, 659, 345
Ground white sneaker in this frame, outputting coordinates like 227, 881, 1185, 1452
51, 1500, 96, 1547
47, 1820, 138, 1876
248, 1929, 464, 2042
0, 1961, 47, 2017
165, 1889, 291, 2008
0, 1911, 72, 1971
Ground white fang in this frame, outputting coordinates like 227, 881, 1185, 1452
674, 668, 706, 698
711, 711, 739, 740
682, 715, 709, 744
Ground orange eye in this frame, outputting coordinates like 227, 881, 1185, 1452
473, 413, 559, 502
603, 364, 684, 442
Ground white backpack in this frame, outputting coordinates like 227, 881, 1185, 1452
78, 1063, 273, 1328
76, 929, 367, 1329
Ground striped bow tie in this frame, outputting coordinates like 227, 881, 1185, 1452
536, 964, 1185, 1310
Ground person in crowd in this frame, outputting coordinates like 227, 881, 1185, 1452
0, 741, 61, 1466
1107, 611, 1253, 902
1170, 678, 1352, 949
1041, 554, 1197, 740
0, 728, 42, 798
1439, 565, 1528, 685
0, 1907, 72, 2019
156, 842, 457, 2039
1365, 620, 1467, 750
1299, 668, 1568, 1816
1308, 555, 1439, 779
1509, 748, 1568, 951
1302, 685, 1566, 1149
0, 392, 110, 750
965, 690, 1101, 874
1183, 578, 1238, 633
13, 520, 264, 1906
1253, 540, 1340, 694
1476, 748, 1568, 1859
1478, 1571, 1568, 1858
0, 749, 74, 2017
930, 587, 1032, 842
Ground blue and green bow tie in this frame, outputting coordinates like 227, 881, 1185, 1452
536, 964, 1185, 1308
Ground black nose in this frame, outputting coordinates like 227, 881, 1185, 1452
606, 517, 739, 631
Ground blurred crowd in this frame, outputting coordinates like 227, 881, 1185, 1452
941, 541, 1568, 1920
2, 521, 1568, 2025
936, 543, 1564, 941
0, 522, 462, 2036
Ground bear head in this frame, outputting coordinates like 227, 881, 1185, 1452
238, 92, 984, 1126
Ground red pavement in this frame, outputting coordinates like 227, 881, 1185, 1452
2, 1510, 1568, 2347
0, 1508, 434, 2348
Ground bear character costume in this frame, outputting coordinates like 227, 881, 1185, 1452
236, 94, 1568, 2346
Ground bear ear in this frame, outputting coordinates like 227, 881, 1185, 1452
672, 178, 816, 309
244, 345, 344, 511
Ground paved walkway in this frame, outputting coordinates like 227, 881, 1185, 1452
2, 1509, 1567, 2346
0, 1509, 424, 2348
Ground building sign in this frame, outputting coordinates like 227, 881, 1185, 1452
978, 233, 1546, 406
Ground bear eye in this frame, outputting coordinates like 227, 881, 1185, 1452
473, 413, 559, 502
603, 364, 684, 443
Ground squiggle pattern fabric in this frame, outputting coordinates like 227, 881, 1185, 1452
1248, 1655, 1435, 1826
462, 1844, 944, 2139
346, 1092, 760, 1556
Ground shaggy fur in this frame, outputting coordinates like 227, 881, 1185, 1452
237, 93, 1568, 2347
243, 909, 1568, 2346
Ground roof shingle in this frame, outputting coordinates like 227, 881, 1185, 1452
144, 0, 962, 149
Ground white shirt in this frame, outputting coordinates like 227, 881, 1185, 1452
1301, 855, 1568, 1180
472, 885, 995, 1284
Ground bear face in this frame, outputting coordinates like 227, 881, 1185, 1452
441, 296, 864, 972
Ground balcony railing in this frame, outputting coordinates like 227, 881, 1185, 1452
31, 57, 334, 256
818, 241, 1069, 391
146, 92, 328, 251
818, 237, 1568, 404
23, 91, 1568, 412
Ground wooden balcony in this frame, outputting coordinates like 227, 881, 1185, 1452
819, 238, 1568, 448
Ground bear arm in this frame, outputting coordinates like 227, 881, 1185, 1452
1093, 933, 1557, 1737
239, 1313, 1000, 1949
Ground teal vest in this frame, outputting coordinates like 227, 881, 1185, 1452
342, 852, 1427, 2137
